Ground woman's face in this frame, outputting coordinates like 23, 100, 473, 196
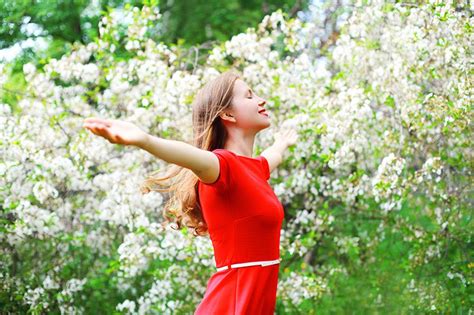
223, 79, 270, 131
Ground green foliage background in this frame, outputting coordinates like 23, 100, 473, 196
0, 1, 472, 314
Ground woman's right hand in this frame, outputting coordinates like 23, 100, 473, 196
82, 117, 149, 147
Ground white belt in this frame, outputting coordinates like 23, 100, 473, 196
216, 258, 282, 272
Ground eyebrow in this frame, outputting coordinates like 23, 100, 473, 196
247, 88, 253, 95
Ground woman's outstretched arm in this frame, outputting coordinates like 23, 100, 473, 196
261, 128, 298, 174
138, 134, 219, 183
82, 117, 220, 184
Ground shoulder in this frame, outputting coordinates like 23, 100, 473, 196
198, 148, 237, 190
256, 155, 270, 180
210, 149, 240, 170
211, 148, 237, 160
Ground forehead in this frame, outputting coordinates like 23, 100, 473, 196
233, 79, 249, 92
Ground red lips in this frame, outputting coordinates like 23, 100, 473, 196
259, 109, 269, 117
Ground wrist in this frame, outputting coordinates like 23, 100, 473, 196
135, 132, 151, 149
273, 140, 288, 152
271, 141, 287, 163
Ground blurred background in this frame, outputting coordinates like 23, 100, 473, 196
0, 0, 471, 314
0, 0, 346, 64
1, 0, 352, 107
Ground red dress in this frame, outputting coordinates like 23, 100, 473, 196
194, 148, 285, 315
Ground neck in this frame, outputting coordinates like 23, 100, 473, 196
224, 130, 257, 158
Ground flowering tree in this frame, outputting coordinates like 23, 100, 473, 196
1, 0, 471, 313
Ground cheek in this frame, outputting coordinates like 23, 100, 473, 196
243, 106, 258, 119
235, 101, 255, 118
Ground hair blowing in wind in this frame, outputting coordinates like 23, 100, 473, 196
140, 70, 241, 237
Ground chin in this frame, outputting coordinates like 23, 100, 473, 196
260, 121, 271, 130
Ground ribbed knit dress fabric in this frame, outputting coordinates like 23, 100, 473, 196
194, 148, 285, 315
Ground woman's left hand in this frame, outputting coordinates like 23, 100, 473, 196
274, 128, 299, 148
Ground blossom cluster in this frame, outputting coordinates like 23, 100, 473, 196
0, 0, 470, 313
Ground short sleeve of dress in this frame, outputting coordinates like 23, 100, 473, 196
199, 149, 232, 191
259, 155, 270, 180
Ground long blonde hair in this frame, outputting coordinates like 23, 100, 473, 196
140, 70, 241, 237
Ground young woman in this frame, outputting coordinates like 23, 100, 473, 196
83, 70, 298, 314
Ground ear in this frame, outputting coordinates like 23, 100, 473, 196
219, 111, 236, 123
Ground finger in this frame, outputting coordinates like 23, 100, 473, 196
90, 125, 103, 135
84, 122, 98, 131
88, 123, 106, 136
84, 118, 111, 127
114, 133, 125, 144
88, 127, 100, 136
101, 127, 117, 142
92, 121, 110, 129
95, 125, 111, 137
84, 121, 103, 129
100, 119, 112, 127
92, 126, 113, 141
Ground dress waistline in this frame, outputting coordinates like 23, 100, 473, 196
216, 258, 282, 272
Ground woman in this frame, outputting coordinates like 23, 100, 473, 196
83, 70, 298, 314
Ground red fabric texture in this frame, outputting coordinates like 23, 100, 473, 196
194, 148, 285, 315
